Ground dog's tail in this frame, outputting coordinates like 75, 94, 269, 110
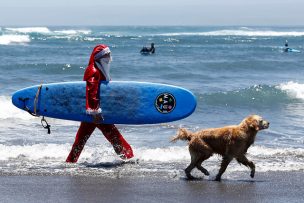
171, 128, 192, 143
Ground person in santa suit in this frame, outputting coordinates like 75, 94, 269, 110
66, 44, 134, 163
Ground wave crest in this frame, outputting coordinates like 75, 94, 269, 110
277, 81, 304, 100
202, 81, 304, 107
158, 29, 304, 37
53, 29, 91, 35
5, 27, 51, 34
0, 34, 30, 45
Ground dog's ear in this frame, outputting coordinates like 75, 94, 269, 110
249, 119, 259, 131
171, 128, 191, 142
179, 128, 188, 134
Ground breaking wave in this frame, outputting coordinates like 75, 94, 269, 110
277, 81, 304, 100
2, 27, 93, 43
5, 27, 51, 34
0, 34, 30, 45
202, 81, 304, 107
0, 144, 303, 176
158, 29, 304, 37
4, 27, 91, 36
53, 29, 91, 35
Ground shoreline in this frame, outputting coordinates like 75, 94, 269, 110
0, 171, 303, 203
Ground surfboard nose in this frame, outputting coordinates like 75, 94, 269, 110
12, 90, 24, 109
12, 91, 29, 109
11, 87, 36, 111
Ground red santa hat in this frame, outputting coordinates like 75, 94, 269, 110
87, 44, 111, 66
94, 45, 111, 60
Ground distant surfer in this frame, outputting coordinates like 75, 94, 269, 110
66, 44, 134, 163
140, 43, 155, 54
284, 40, 289, 52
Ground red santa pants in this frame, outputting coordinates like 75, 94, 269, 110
66, 122, 134, 163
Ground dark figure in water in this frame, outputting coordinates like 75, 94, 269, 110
140, 43, 155, 54
284, 40, 290, 52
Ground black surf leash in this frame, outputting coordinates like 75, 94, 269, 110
41, 116, 51, 134
18, 84, 51, 134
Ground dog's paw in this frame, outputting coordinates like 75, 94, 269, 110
186, 174, 196, 180
250, 167, 255, 178
214, 175, 221, 181
250, 170, 255, 178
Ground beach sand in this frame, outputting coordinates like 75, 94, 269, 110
0, 171, 303, 203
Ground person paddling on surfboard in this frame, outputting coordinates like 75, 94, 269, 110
140, 43, 155, 54
66, 44, 134, 163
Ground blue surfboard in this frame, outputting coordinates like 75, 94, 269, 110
285, 48, 301, 53
12, 81, 196, 124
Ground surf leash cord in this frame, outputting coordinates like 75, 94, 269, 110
41, 116, 51, 134
33, 84, 42, 115
18, 84, 42, 117
18, 84, 51, 134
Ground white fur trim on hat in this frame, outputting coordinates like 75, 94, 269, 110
94, 47, 111, 60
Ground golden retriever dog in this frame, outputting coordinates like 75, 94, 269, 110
171, 115, 269, 181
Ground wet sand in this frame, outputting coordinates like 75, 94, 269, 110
0, 171, 303, 203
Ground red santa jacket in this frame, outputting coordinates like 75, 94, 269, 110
83, 44, 109, 114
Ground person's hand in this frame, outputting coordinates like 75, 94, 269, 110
93, 113, 104, 124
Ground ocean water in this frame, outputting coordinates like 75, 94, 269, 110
0, 26, 304, 178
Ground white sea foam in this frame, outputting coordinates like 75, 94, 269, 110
248, 146, 304, 172
5, 27, 51, 34
277, 81, 304, 100
0, 143, 302, 172
84, 37, 104, 41
0, 34, 30, 45
138, 145, 304, 172
53, 29, 91, 35
0, 96, 33, 120
0, 143, 125, 163
158, 30, 304, 37
0, 143, 70, 161
135, 146, 189, 161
